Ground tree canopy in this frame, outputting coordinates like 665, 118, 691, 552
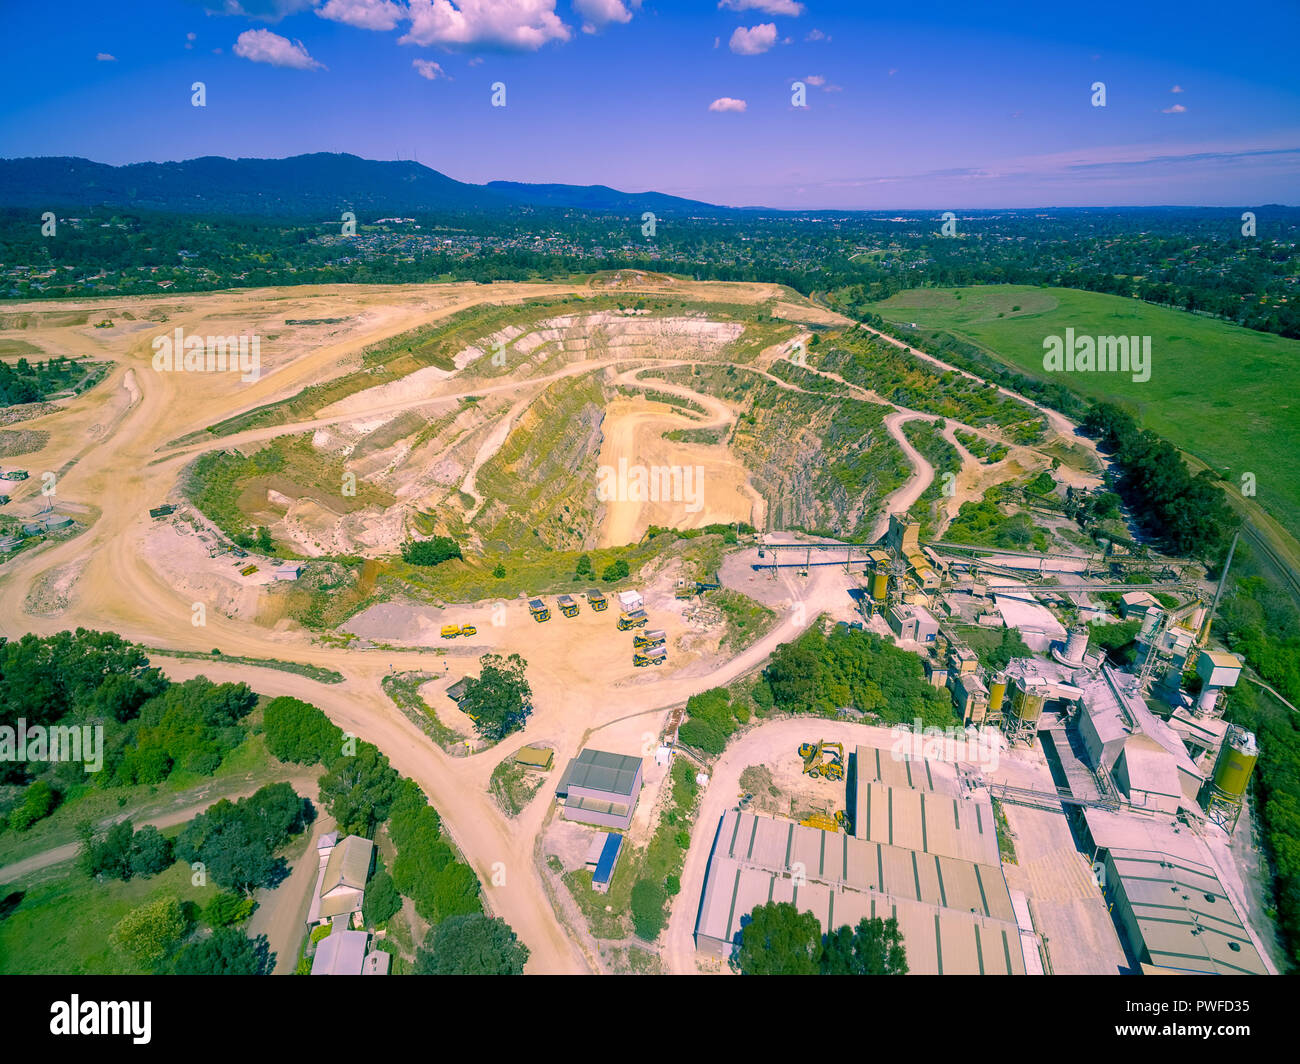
460, 653, 532, 743
414, 914, 529, 975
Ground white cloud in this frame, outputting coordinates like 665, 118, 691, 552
1162, 103, 1187, 114
573, 0, 638, 34
1171, 84, 1184, 93
729, 23, 776, 55
709, 96, 747, 112
804, 27, 828, 41
413, 57, 449, 78
401, 0, 571, 50
233, 28, 325, 69
96, 52, 117, 61
316, 0, 404, 30
718, 0, 803, 14
804, 73, 824, 86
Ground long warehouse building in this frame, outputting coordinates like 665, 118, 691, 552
695, 809, 1027, 974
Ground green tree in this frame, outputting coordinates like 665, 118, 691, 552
8, 780, 56, 831
414, 914, 528, 975
401, 536, 462, 566
170, 928, 274, 974
575, 553, 592, 577
601, 559, 630, 583
362, 868, 402, 927
819, 916, 909, 975
81, 819, 136, 880
111, 895, 187, 967
319, 742, 400, 836
461, 653, 533, 743
735, 901, 822, 975
128, 825, 173, 878
255, 526, 273, 552
262, 695, 344, 765
203, 892, 256, 927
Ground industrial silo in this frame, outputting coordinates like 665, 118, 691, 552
988, 673, 1008, 715
1011, 682, 1046, 724
1211, 726, 1258, 800
871, 568, 889, 602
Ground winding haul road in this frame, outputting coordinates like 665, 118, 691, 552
0, 281, 1090, 973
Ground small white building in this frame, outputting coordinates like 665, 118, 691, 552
617, 589, 643, 611
275, 561, 304, 581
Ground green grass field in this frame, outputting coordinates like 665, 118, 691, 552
868, 285, 1300, 535
0, 861, 221, 974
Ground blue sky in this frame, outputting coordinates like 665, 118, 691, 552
1, 0, 1297, 208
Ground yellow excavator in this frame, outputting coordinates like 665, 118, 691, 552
798, 740, 845, 781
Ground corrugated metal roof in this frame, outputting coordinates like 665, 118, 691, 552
322, 835, 373, 896
1108, 847, 1267, 976
593, 834, 623, 884
311, 930, 369, 975
558, 748, 642, 798
853, 782, 1001, 866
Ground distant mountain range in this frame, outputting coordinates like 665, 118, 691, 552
0, 153, 729, 217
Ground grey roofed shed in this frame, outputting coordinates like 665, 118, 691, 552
556, 749, 642, 799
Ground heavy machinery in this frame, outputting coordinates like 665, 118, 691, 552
834, 810, 852, 833
674, 580, 695, 601
586, 588, 608, 612
239, 564, 259, 576
634, 645, 668, 667
528, 598, 551, 623
557, 594, 579, 618
798, 740, 845, 781
440, 623, 477, 638
634, 628, 667, 650
617, 608, 649, 631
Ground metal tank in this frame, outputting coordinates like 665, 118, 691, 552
1065, 624, 1089, 661
988, 673, 1008, 715
871, 569, 889, 602
1010, 682, 1046, 723
1211, 726, 1258, 799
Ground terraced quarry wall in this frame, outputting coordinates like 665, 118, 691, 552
644, 364, 909, 538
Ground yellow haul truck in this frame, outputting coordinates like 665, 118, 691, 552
529, 598, 551, 623
557, 594, 580, 618
586, 588, 608, 612
617, 608, 649, 631
634, 645, 668, 667
634, 629, 667, 650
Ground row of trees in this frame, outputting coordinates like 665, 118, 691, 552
735, 902, 908, 975
261, 695, 490, 937
1080, 402, 1234, 559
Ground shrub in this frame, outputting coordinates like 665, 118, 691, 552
630, 878, 667, 940
401, 537, 463, 567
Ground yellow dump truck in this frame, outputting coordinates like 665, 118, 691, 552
528, 598, 551, 623
634, 628, 667, 650
634, 645, 668, 667
557, 594, 579, 618
440, 624, 478, 638
617, 608, 649, 631
586, 588, 608, 612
